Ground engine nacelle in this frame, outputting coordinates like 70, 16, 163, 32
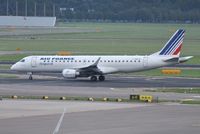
62, 69, 79, 78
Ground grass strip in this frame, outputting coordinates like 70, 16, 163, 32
145, 88, 200, 94
0, 74, 18, 78
0, 95, 154, 103
1, 95, 199, 105
181, 100, 200, 105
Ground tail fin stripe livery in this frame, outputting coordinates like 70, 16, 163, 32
164, 30, 184, 55
166, 34, 184, 55
173, 44, 182, 55
170, 38, 183, 55
159, 29, 185, 55
159, 30, 182, 55
163, 31, 184, 55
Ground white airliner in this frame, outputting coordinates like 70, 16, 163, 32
11, 29, 192, 81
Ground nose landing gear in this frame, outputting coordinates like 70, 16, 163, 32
29, 75, 33, 80
28, 72, 33, 80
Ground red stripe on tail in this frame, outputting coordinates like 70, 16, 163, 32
173, 44, 182, 55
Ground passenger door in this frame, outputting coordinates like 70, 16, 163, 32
31, 57, 37, 67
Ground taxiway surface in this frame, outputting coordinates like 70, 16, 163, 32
0, 75, 200, 100
0, 100, 200, 134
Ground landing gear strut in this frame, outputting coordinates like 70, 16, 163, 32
29, 75, 33, 80
28, 72, 33, 80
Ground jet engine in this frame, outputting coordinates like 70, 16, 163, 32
62, 69, 79, 78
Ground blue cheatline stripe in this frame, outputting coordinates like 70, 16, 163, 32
159, 30, 182, 55
166, 34, 184, 55
160, 29, 184, 55
164, 30, 185, 55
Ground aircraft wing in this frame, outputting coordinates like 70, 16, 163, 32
77, 57, 103, 75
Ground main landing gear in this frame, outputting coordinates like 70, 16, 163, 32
99, 75, 105, 81
90, 75, 105, 81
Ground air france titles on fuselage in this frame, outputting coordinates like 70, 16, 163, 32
39, 57, 74, 65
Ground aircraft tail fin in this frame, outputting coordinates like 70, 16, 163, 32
152, 29, 185, 57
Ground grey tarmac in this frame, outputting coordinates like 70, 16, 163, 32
0, 75, 200, 100
0, 100, 200, 134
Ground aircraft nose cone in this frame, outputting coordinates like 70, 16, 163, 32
11, 64, 17, 70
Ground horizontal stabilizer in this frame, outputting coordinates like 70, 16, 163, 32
163, 57, 179, 62
163, 56, 193, 63
179, 56, 193, 63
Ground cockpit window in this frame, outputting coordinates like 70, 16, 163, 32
20, 59, 25, 62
